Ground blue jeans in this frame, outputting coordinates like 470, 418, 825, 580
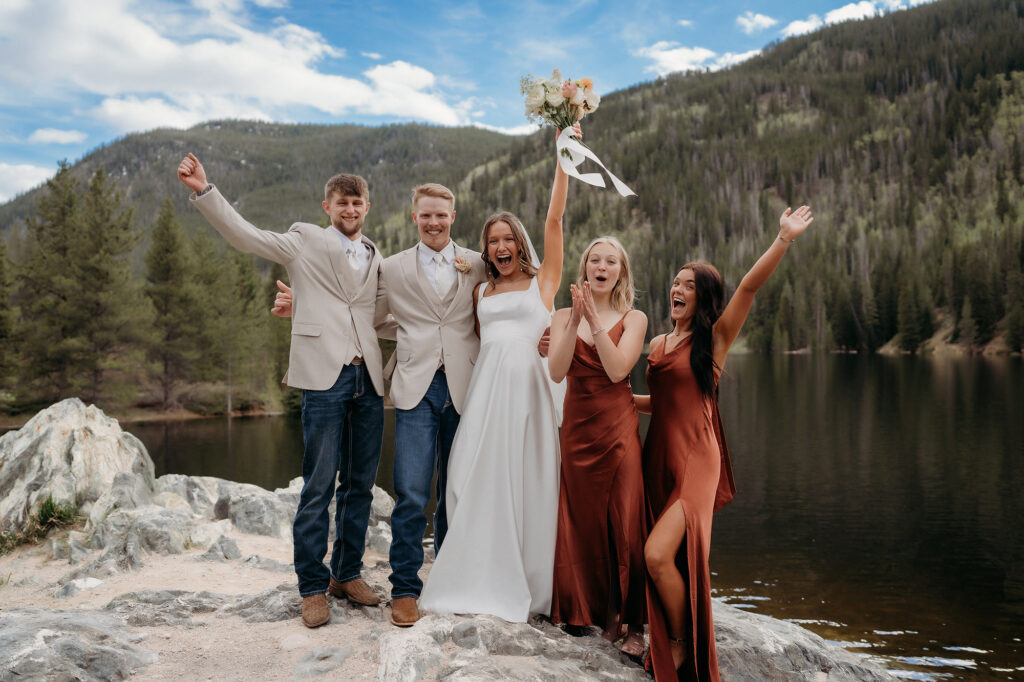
389, 370, 460, 598
293, 364, 383, 597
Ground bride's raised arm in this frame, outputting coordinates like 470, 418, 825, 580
536, 125, 576, 310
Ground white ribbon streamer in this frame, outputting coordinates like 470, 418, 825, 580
556, 126, 636, 197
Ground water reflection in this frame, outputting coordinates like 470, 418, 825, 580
126, 354, 1023, 680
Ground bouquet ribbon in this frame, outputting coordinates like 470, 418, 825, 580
556, 126, 636, 197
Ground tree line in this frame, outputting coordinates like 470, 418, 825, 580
1, 163, 289, 414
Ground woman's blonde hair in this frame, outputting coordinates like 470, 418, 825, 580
576, 236, 635, 313
480, 211, 539, 280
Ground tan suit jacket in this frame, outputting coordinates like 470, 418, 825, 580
376, 243, 487, 413
192, 186, 385, 395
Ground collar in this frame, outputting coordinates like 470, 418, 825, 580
417, 240, 456, 264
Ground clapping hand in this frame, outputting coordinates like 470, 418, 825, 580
779, 205, 813, 241
578, 281, 601, 330
271, 280, 293, 318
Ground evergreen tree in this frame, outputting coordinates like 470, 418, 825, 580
14, 162, 83, 402
1006, 270, 1024, 353
958, 296, 977, 353
0, 236, 12, 396
189, 228, 227, 382
265, 263, 290, 381
897, 276, 923, 351
145, 198, 201, 408
75, 167, 149, 403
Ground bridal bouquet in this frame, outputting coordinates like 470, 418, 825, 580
520, 70, 634, 197
520, 70, 600, 130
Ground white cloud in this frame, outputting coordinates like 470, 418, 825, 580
633, 42, 717, 76
781, 14, 824, 37
0, 0, 473, 133
781, 0, 920, 38
0, 162, 53, 203
736, 11, 778, 35
472, 122, 537, 136
714, 50, 761, 69
361, 51, 382, 60
677, 19, 693, 28
27, 128, 88, 144
825, 1, 878, 23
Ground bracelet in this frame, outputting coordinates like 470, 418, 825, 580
778, 234, 795, 243
591, 327, 606, 336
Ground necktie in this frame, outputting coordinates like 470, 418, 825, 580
346, 246, 361, 275
433, 252, 451, 297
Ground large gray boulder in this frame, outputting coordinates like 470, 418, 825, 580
0, 608, 157, 681
0, 398, 154, 533
714, 601, 896, 681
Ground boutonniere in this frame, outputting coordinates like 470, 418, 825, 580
453, 256, 473, 275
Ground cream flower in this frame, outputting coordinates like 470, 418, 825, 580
545, 88, 565, 107
570, 87, 586, 106
584, 89, 601, 110
524, 84, 546, 112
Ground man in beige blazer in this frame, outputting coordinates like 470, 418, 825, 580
374, 183, 487, 626
177, 153, 385, 629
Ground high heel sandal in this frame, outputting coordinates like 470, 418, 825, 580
668, 635, 689, 670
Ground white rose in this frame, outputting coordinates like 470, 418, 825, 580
584, 90, 601, 111
550, 68, 563, 83
525, 84, 546, 111
546, 88, 565, 107
570, 88, 586, 106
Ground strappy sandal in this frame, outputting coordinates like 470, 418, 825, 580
669, 635, 689, 670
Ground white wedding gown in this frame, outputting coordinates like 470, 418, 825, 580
419, 277, 561, 622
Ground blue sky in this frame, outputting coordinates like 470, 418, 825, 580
0, 0, 934, 203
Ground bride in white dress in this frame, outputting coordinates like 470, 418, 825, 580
419, 128, 573, 623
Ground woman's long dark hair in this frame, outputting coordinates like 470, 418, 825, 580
680, 262, 725, 400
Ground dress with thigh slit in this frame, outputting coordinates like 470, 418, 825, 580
643, 334, 735, 682
550, 316, 646, 631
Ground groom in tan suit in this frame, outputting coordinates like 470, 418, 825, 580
375, 184, 487, 626
177, 153, 385, 630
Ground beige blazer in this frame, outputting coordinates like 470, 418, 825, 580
192, 186, 385, 395
376, 243, 487, 413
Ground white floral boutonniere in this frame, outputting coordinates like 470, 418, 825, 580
453, 256, 473, 275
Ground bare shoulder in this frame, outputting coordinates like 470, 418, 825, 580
623, 309, 648, 327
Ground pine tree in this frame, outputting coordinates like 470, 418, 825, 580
14, 162, 83, 402
74, 167, 149, 403
189, 228, 227, 382
0, 236, 12, 397
958, 296, 976, 353
145, 198, 201, 408
1006, 270, 1024, 353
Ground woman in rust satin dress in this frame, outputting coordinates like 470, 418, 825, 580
548, 237, 648, 656
637, 206, 814, 680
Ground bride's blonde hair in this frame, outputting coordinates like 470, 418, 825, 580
576, 236, 635, 313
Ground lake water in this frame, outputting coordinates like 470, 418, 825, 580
127, 354, 1024, 680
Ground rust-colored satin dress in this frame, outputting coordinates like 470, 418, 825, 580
643, 334, 735, 682
551, 317, 646, 631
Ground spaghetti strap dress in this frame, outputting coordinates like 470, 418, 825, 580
550, 315, 646, 631
643, 333, 735, 681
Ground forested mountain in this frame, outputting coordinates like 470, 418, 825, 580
0, 122, 514, 257
1, 0, 1022, 413
455, 0, 1024, 352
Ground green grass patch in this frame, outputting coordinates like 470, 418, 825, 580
0, 495, 80, 557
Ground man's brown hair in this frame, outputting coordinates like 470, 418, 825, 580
324, 173, 369, 202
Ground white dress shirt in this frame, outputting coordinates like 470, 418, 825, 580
335, 230, 371, 279
417, 241, 456, 295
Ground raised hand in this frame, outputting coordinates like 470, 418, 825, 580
177, 153, 208, 194
779, 205, 813, 241
271, 280, 293, 318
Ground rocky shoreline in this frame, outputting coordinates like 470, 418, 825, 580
0, 399, 896, 681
